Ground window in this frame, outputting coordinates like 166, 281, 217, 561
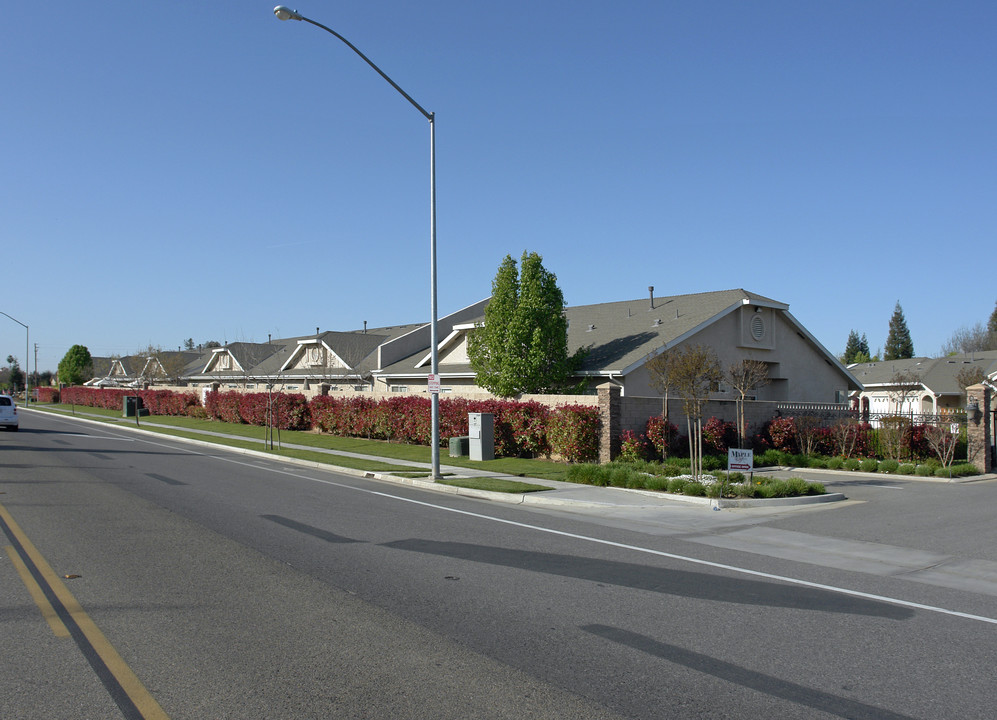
390, 385, 408, 393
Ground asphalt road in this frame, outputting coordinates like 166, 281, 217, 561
2, 411, 997, 719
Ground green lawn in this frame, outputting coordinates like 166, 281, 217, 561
33, 404, 571, 482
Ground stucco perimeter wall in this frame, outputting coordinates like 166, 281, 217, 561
619, 396, 793, 439
152, 384, 599, 409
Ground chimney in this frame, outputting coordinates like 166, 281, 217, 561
363, 321, 367, 334
316, 327, 320, 336
648, 286, 655, 310
268, 334, 272, 344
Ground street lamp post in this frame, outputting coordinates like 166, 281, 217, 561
273, 6, 441, 479
0, 311, 29, 404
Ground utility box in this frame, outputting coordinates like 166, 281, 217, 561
449, 436, 469, 458
123, 396, 139, 417
123, 396, 149, 418
468, 412, 494, 461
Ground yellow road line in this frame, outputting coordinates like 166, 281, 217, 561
5, 544, 70, 637
0, 502, 171, 720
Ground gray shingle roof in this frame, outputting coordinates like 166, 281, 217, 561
850, 351, 997, 396
376, 288, 792, 378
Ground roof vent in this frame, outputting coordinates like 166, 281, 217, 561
648, 286, 655, 310
587, 324, 596, 332
653, 318, 662, 327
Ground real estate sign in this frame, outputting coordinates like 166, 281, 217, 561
728, 448, 753, 472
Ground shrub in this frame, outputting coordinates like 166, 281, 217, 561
859, 458, 879, 473
765, 417, 797, 453
667, 478, 688, 494
785, 477, 810, 496
682, 482, 707, 497
844, 458, 861, 471
702, 417, 736, 454
808, 457, 828, 469
757, 479, 789, 498
701, 455, 723, 471
547, 405, 600, 463
644, 476, 670, 492
826, 456, 844, 470
645, 416, 680, 458
878, 459, 900, 474
618, 430, 651, 464
756, 449, 784, 467
939, 463, 980, 478
897, 463, 915, 475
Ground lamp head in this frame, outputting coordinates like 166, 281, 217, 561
273, 6, 303, 21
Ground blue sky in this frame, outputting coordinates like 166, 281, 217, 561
2, 1, 994, 375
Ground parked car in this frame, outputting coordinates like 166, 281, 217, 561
0, 394, 19, 431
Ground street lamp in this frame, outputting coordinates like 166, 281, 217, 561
0, 311, 29, 404
273, 6, 441, 479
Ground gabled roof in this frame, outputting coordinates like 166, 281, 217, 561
566, 289, 787, 374
375, 288, 859, 389
850, 351, 997, 396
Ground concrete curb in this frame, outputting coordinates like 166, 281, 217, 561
758, 465, 997, 484
27, 408, 848, 511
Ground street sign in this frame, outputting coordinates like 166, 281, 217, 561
728, 448, 753, 472
427, 373, 441, 394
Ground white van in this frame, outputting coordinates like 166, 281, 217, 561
0, 394, 19, 431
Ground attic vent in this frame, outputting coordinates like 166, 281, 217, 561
750, 313, 765, 341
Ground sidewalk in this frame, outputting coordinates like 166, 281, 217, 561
28, 407, 845, 513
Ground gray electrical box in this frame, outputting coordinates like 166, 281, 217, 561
468, 412, 494, 461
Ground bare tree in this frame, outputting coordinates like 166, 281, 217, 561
923, 424, 958, 469
830, 418, 863, 458
670, 345, 722, 481
724, 359, 769, 448
887, 368, 922, 418
956, 366, 986, 391
792, 415, 824, 457
645, 347, 677, 427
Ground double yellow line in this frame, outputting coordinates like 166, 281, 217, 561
0, 501, 170, 720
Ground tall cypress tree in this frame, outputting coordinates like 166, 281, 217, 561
509, 252, 572, 393
467, 255, 519, 397
989, 300, 997, 335
884, 301, 915, 360
468, 251, 579, 397
843, 330, 862, 363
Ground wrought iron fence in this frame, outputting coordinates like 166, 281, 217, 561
770, 405, 968, 464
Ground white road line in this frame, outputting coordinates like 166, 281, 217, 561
201, 452, 997, 628
72, 425, 997, 629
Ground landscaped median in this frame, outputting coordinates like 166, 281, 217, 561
28, 404, 841, 505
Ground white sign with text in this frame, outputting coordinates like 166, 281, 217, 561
728, 448, 754, 472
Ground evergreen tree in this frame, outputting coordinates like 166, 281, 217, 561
467, 255, 519, 396
884, 301, 914, 360
989, 300, 997, 335
468, 251, 580, 397
857, 333, 871, 361
57, 344, 93, 387
843, 330, 862, 363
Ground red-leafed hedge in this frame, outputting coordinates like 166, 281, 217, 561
205, 391, 310, 431
61, 386, 200, 416
36, 387, 60, 403
57, 387, 600, 461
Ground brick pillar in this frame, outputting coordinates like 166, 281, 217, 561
597, 382, 621, 464
966, 384, 992, 473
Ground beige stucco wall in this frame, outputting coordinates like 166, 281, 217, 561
622, 307, 850, 403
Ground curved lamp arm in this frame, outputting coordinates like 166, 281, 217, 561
273, 6, 433, 122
